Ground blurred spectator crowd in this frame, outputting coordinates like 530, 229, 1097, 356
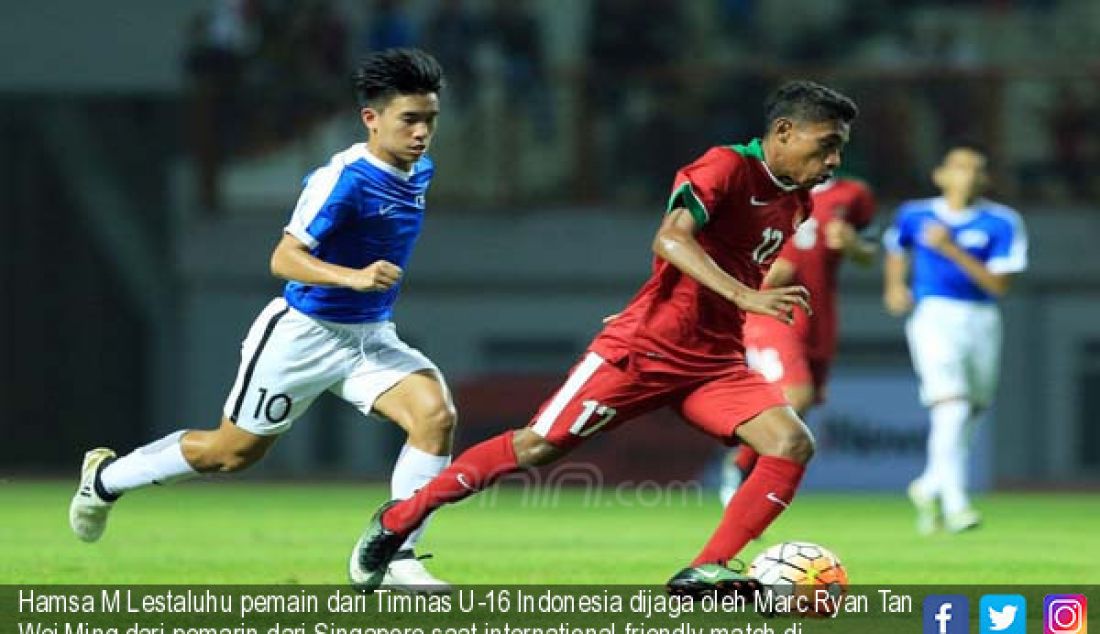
184, 0, 1100, 211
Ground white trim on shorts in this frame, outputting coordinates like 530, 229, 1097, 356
530, 352, 605, 437
223, 299, 292, 423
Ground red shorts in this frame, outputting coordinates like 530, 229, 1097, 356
527, 351, 787, 449
743, 320, 831, 402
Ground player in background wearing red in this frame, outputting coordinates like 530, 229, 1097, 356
720, 177, 878, 503
349, 80, 858, 596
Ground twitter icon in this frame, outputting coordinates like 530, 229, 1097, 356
981, 595, 1027, 634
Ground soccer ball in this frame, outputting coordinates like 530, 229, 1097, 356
748, 541, 849, 617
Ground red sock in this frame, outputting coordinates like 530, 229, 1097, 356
693, 455, 805, 566
734, 445, 759, 475
382, 430, 520, 535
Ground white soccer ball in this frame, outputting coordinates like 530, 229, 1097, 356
748, 541, 849, 617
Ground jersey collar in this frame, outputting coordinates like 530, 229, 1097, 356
359, 143, 414, 181
811, 177, 837, 194
932, 196, 981, 225
731, 138, 799, 192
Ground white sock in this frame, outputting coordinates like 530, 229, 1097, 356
927, 400, 972, 516
99, 431, 199, 495
391, 444, 451, 551
912, 440, 939, 500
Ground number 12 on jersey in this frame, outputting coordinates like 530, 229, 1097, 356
752, 227, 784, 264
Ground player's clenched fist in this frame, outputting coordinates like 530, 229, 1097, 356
920, 222, 953, 251
734, 285, 812, 325
348, 260, 403, 292
883, 283, 913, 316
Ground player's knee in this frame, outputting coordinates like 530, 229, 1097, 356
217, 448, 264, 473
789, 394, 815, 416
427, 402, 458, 437
776, 427, 815, 464
781, 385, 817, 417
201, 445, 267, 473
404, 402, 457, 452
184, 432, 270, 473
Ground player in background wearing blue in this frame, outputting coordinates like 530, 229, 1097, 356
883, 143, 1028, 534
69, 49, 456, 590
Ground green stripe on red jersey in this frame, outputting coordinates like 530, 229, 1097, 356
729, 137, 765, 161
666, 181, 710, 227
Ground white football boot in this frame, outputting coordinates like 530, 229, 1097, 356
944, 508, 982, 533
381, 550, 451, 594
69, 448, 118, 542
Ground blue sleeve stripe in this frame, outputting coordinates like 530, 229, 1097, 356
284, 161, 346, 248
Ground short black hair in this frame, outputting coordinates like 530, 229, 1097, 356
942, 139, 989, 159
764, 80, 859, 127
352, 48, 444, 109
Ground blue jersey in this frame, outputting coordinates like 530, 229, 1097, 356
283, 144, 432, 323
883, 197, 1028, 303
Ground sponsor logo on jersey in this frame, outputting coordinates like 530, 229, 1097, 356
957, 229, 990, 248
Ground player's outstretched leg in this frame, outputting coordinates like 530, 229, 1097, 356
350, 428, 564, 592
673, 406, 812, 599
69, 420, 276, 543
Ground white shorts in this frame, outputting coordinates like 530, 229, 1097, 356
223, 298, 440, 435
905, 296, 1002, 407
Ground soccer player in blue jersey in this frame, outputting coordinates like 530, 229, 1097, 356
883, 143, 1028, 534
70, 49, 455, 590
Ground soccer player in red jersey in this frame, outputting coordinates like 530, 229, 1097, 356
348, 80, 858, 595
721, 176, 878, 503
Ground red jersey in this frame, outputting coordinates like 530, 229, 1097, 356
590, 139, 812, 372
745, 177, 876, 360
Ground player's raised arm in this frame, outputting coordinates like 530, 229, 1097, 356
653, 207, 810, 324
270, 233, 402, 292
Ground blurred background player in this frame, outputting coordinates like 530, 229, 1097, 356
68, 49, 457, 591
721, 175, 878, 504
883, 143, 1028, 534
349, 81, 858, 595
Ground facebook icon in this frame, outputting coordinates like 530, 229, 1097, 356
924, 595, 970, 634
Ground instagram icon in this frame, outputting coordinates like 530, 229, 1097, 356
1045, 595, 1087, 634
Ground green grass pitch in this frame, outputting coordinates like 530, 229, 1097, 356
3, 480, 1098, 584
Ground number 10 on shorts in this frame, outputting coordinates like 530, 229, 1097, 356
254, 387, 292, 423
